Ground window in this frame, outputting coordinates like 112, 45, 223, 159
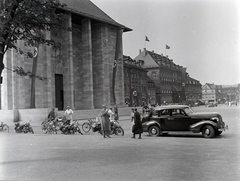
172, 109, 186, 116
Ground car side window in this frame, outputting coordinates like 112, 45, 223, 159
159, 109, 170, 116
172, 109, 186, 116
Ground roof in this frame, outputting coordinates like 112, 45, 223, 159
154, 105, 189, 111
123, 55, 147, 72
147, 51, 182, 70
60, 0, 132, 32
206, 83, 216, 90
135, 49, 182, 70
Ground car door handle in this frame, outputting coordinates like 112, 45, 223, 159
168, 118, 174, 120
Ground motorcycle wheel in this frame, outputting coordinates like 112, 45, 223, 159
115, 127, 124, 136
41, 122, 49, 134
29, 127, 34, 134
82, 122, 91, 133
2, 125, 9, 133
23, 127, 28, 134
55, 122, 61, 131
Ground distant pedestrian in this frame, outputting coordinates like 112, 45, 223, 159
130, 108, 135, 125
99, 104, 111, 138
132, 108, 143, 139
65, 106, 73, 124
48, 108, 56, 121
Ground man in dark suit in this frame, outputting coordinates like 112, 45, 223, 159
132, 108, 143, 139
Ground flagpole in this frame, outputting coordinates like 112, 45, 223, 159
165, 44, 166, 56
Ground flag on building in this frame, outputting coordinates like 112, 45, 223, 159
166, 44, 170, 49
145, 36, 150, 42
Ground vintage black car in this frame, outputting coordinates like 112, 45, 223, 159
142, 105, 228, 138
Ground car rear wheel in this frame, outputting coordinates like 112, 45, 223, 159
202, 125, 215, 138
148, 125, 160, 136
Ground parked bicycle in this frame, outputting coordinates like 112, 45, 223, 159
0, 122, 9, 133
82, 118, 96, 133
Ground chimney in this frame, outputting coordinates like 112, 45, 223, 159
152, 50, 154, 53
139, 49, 141, 54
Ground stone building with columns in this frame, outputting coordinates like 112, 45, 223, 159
0, 0, 131, 110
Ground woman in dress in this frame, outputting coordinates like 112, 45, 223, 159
99, 104, 111, 138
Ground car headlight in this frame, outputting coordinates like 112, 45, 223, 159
211, 117, 219, 122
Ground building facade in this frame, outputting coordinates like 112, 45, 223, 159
185, 76, 202, 104
123, 55, 153, 107
202, 83, 239, 104
0, 0, 131, 110
134, 49, 186, 104
202, 83, 217, 103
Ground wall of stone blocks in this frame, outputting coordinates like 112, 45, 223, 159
0, 13, 126, 111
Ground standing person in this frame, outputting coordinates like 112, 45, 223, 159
65, 106, 73, 125
109, 107, 116, 133
48, 108, 56, 121
132, 108, 143, 139
109, 107, 115, 122
99, 104, 111, 138
130, 108, 135, 125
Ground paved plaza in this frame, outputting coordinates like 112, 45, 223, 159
0, 105, 240, 181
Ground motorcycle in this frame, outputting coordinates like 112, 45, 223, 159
110, 120, 124, 136
60, 120, 83, 135
0, 122, 9, 133
15, 122, 34, 134
91, 118, 124, 136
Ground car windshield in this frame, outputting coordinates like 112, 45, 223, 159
183, 107, 194, 115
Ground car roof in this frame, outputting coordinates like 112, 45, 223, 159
153, 105, 189, 111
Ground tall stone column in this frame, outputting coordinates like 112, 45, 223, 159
62, 13, 74, 109
81, 18, 94, 109
1, 50, 13, 109
114, 29, 125, 106
42, 30, 53, 108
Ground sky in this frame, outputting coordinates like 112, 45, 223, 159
91, 0, 240, 85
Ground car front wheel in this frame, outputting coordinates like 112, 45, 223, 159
202, 125, 215, 138
148, 125, 160, 136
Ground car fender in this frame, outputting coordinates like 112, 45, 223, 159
190, 120, 217, 132
144, 120, 161, 130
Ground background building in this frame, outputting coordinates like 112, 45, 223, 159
123, 55, 149, 107
135, 49, 187, 104
202, 83, 217, 103
185, 75, 202, 105
202, 83, 239, 104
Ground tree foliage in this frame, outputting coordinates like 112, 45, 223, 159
0, 0, 69, 80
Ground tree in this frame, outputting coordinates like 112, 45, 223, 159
0, 0, 69, 107
0, 0, 68, 80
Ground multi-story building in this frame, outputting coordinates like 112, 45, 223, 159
202, 83, 217, 103
221, 84, 239, 103
202, 83, 239, 104
134, 49, 186, 104
146, 76, 156, 105
1, 0, 131, 110
185, 75, 202, 104
123, 55, 151, 106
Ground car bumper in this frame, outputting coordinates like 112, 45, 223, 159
218, 125, 228, 132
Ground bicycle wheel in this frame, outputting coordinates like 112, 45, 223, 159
82, 122, 91, 133
2, 125, 9, 133
116, 127, 124, 136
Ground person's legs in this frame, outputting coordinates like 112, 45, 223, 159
138, 133, 142, 139
103, 131, 106, 138
132, 133, 135, 138
107, 130, 111, 138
